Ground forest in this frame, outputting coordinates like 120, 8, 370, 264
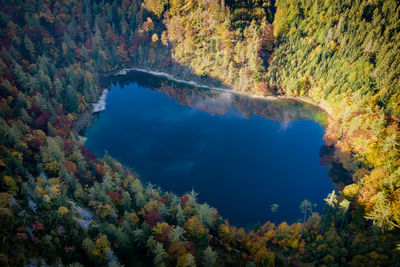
0, 0, 399, 266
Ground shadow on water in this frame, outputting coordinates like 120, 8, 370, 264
104, 70, 328, 126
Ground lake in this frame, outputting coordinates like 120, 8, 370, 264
85, 70, 332, 228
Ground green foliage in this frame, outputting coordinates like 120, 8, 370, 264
203, 246, 217, 267
0, 0, 399, 266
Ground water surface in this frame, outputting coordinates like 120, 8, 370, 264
85, 71, 332, 228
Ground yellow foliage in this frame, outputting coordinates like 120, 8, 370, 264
57, 206, 69, 215
254, 247, 275, 266
92, 234, 111, 258
43, 194, 51, 202
152, 222, 170, 236
0, 193, 11, 205
184, 216, 205, 239
128, 212, 140, 224
10, 151, 23, 162
151, 33, 159, 43
35, 185, 45, 195
74, 187, 84, 199
273, 8, 289, 37
43, 160, 59, 175
50, 184, 61, 196
342, 184, 360, 198
66, 113, 75, 121
89, 201, 113, 218
176, 253, 196, 267
144, 0, 166, 18
329, 40, 339, 52
139, 200, 160, 216
0, 192, 13, 216
391, 190, 400, 226
290, 238, 299, 249
3, 176, 18, 195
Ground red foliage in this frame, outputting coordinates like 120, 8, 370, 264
106, 27, 120, 47
63, 160, 78, 174
34, 110, 50, 131
30, 102, 41, 117
29, 27, 43, 43
84, 37, 93, 50
160, 196, 169, 206
40, 28, 54, 44
80, 145, 96, 161
55, 115, 72, 131
155, 224, 172, 243
32, 223, 44, 231
16, 233, 28, 241
5, 72, 14, 83
107, 191, 123, 205
63, 139, 75, 155
25, 132, 43, 152
184, 242, 196, 255
21, 59, 30, 69
144, 211, 164, 227
0, 99, 12, 118
96, 163, 105, 177
54, 23, 67, 37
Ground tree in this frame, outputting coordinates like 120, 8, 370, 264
92, 235, 111, 262
198, 203, 213, 227
184, 216, 205, 239
122, 191, 132, 210
57, 206, 69, 216
203, 246, 217, 267
24, 35, 35, 58
3, 176, 18, 195
365, 192, 398, 230
177, 253, 196, 267
176, 204, 185, 226
147, 236, 168, 267
324, 190, 337, 208
64, 85, 79, 113
300, 199, 312, 235
144, 0, 167, 18
161, 31, 168, 47
170, 226, 185, 242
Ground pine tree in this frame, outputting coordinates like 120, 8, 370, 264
203, 246, 217, 267
64, 85, 79, 113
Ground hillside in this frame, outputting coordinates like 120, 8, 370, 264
0, 0, 399, 266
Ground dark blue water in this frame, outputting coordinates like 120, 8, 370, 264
85, 71, 332, 228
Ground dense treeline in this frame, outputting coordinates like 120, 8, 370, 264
0, 0, 399, 266
163, 0, 276, 93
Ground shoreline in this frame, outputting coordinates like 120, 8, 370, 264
92, 88, 109, 113
109, 67, 331, 116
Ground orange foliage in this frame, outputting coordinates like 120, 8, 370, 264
184, 216, 205, 239
63, 160, 78, 174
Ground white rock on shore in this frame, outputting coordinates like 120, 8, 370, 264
92, 89, 109, 113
